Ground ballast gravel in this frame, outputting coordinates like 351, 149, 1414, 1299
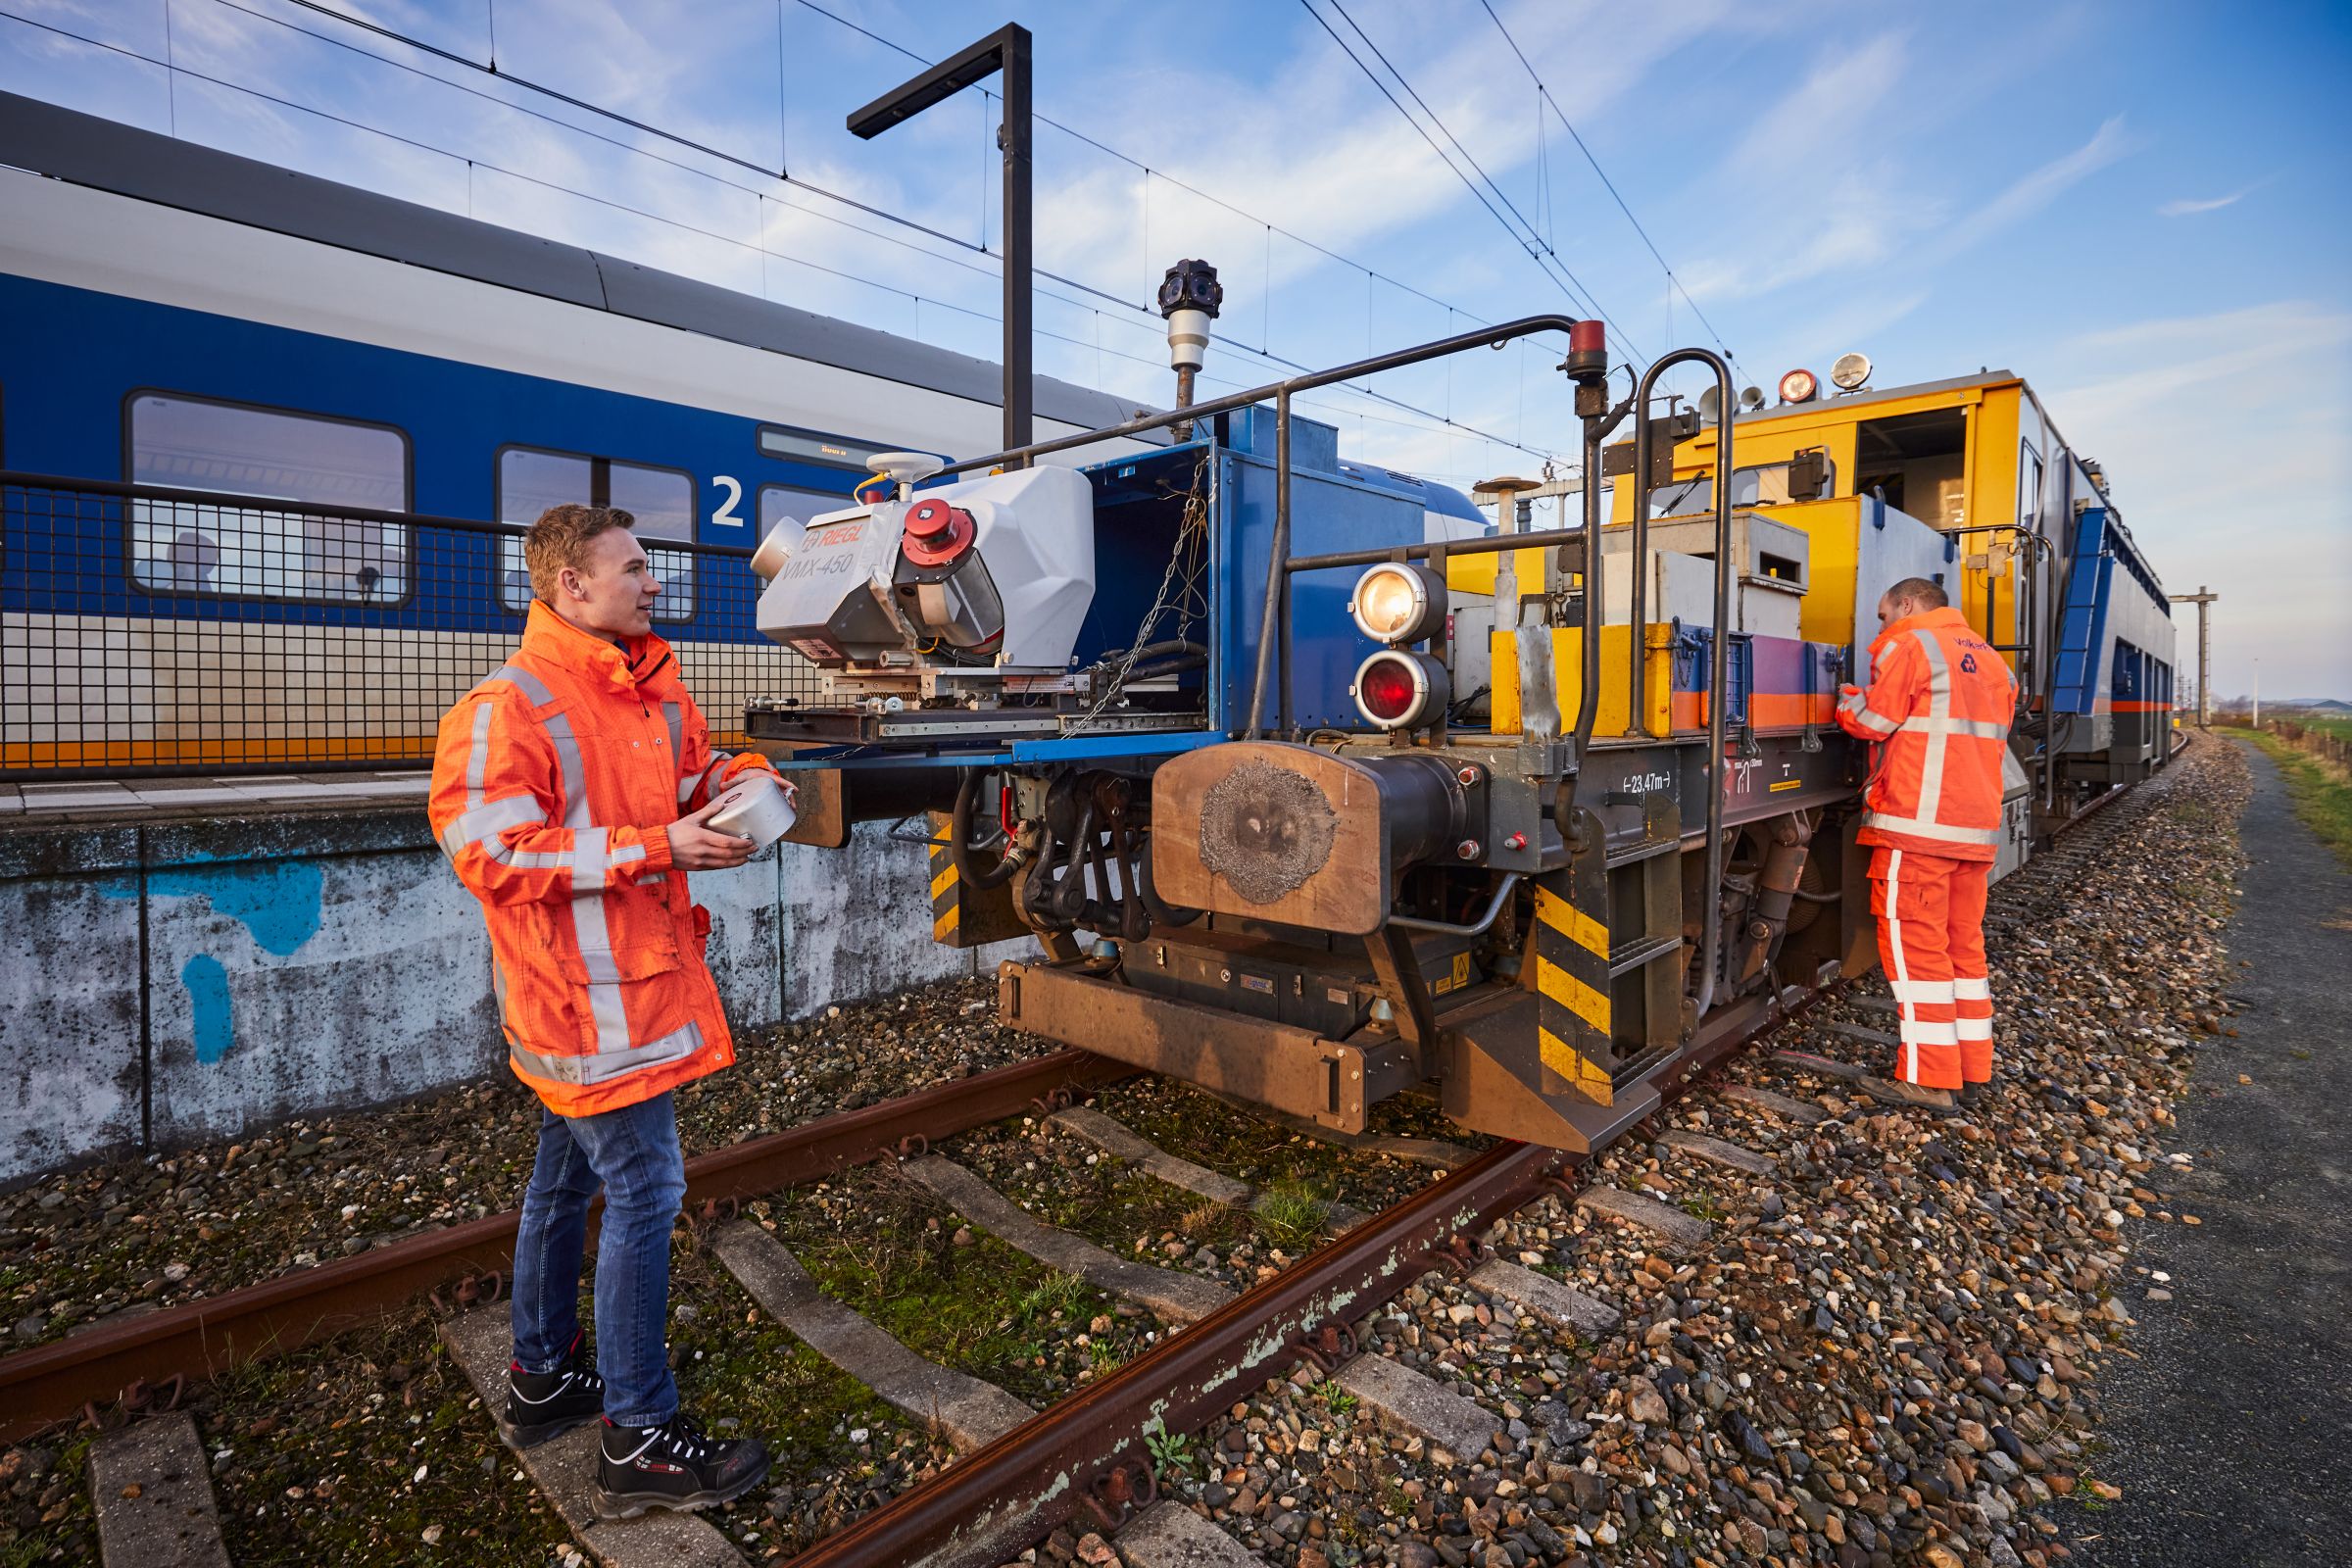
1102, 735, 2248, 1568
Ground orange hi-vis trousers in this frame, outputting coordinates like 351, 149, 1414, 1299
1868, 847, 1993, 1090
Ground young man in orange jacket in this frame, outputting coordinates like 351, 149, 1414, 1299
1835, 577, 2017, 1112
429, 504, 788, 1517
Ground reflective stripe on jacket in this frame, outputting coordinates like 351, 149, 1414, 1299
429, 601, 777, 1115
1836, 606, 2016, 862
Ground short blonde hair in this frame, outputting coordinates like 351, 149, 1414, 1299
524, 504, 636, 602
1884, 576, 1947, 611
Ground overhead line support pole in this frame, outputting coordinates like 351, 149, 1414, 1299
849, 22, 1033, 459
2168, 586, 2217, 729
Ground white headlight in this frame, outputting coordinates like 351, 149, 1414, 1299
1348, 563, 1446, 644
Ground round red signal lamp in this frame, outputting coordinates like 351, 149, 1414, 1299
1352, 650, 1449, 730
1778, 368, 1819, 405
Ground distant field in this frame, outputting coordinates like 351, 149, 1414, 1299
2293, 712, 2352, 743
2225, 725, 2352, 870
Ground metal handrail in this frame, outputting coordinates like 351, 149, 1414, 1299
1282, 523, 1594, 574
929, 314, 1583, 484
922, 313, 1588, 743
916, 326, 1747, 1035
1624, 351, 1738, 1025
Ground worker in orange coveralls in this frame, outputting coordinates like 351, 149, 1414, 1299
1835, 576, 2017, 1112
430, 504, 788, 1518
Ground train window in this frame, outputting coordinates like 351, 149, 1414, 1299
759, 481, 859, 532
495, 447, 696, 621
2018, 441, 2043, 532
126, 394, 411, 603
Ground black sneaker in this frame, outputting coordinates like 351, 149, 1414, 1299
500, 1333, 604, 1449
595, 1414, 769, 1519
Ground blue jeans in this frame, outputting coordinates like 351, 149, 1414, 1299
510, 1091, 685, 1427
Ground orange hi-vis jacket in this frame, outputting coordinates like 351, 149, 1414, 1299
429, 601, 777, 1116
1835, 606, 2017, 861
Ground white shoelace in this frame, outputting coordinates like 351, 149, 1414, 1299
613, 1420, 712, 1465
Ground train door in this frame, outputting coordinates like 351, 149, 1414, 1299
2111, 640, 2145, 773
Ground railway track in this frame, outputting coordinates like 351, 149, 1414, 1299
6, 772, 2175, 1568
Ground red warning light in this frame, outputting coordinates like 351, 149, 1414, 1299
1352, 650, 1448, 730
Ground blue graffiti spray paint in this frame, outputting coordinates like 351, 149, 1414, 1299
102, 860, 326, 1063
148, 861, 325, 956
180, 954, 234, 1063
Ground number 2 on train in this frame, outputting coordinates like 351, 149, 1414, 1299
710, 475, 744, 527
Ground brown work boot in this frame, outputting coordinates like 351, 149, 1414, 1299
1857, 1075, 1957, 1113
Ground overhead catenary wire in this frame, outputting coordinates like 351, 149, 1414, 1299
1302, 0, 1650, 367
287, 1, 1599, 456
1473, 0, 1742, 380
275, 0, 784, 184
787, 0, 1573, 356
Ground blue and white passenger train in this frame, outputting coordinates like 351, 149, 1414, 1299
0, 89, 1484, 771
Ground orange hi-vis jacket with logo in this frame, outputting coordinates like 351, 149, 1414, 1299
429, 601, 777, 1116
1835, 606, 2017, 861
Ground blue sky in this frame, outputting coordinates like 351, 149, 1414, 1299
6, 0, 2347, 696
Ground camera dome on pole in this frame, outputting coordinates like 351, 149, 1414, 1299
1159, 259, 1222, 437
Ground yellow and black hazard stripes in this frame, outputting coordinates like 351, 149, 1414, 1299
924, 808, 1027, 950
1532, 877, 1614, 1105
929, 841, 962, 943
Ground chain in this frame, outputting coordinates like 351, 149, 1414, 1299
1066, 453, 1212, 735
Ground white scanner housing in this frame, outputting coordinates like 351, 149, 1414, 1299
755, 464, 1097, 678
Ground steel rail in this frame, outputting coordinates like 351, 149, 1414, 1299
786, 1147, 1569, 1568
784, 981, 1800, 1568
0, 1049, 1126, 1444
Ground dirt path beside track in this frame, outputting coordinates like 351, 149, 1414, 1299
2058, 740, 2352, 1568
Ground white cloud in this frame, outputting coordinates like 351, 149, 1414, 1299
1722, 31, 1910, 184
1945, 114, 2135, 250
2042, 301, 2352, 697
1018, 0, 1740, 310
2158, 191, 2240, 217
2156, 182, 2261, 218
1673, 32, 1946, 304
1676, 175, 1927, 303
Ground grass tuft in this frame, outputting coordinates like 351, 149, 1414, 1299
1253, 1179, 1333, 1251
